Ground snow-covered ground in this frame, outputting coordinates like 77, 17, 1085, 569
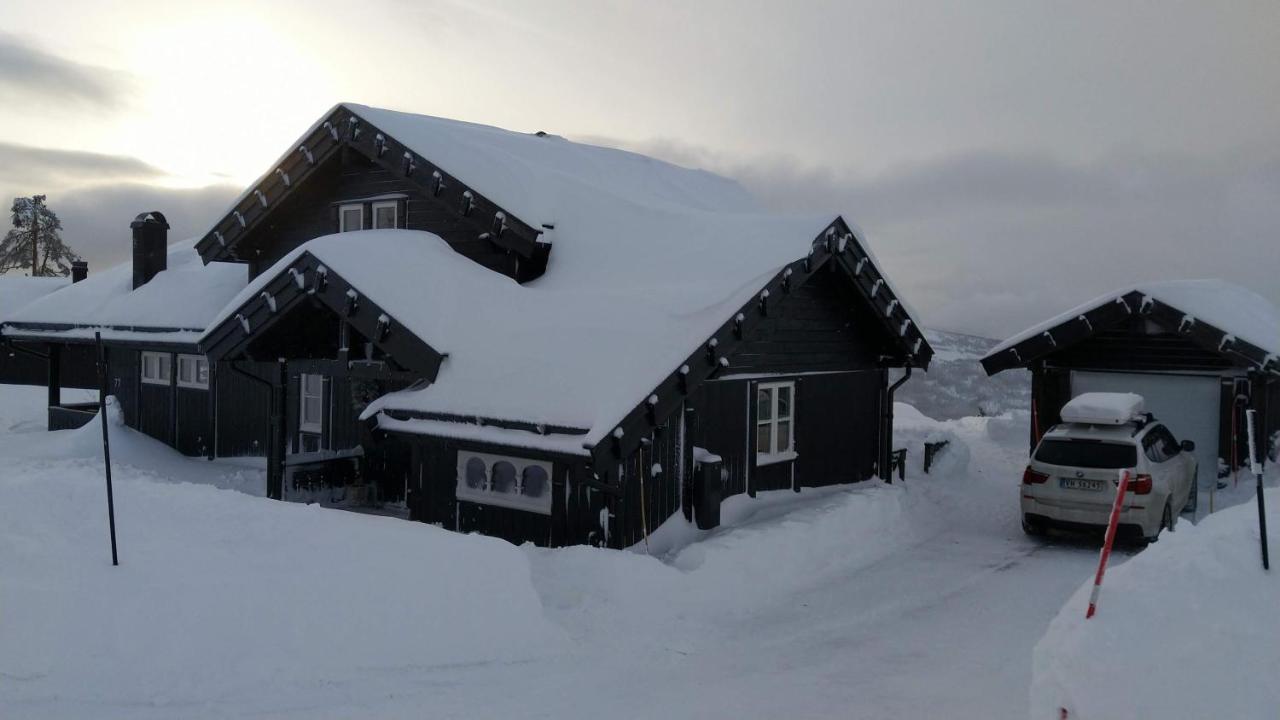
1032, 479, 1278, 719
0, 384, 1271, 719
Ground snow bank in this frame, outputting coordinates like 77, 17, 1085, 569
0, 413, 567, 714
893, 402, 971, 477
1030, 492, 1279, 719
0, 383, 94, 433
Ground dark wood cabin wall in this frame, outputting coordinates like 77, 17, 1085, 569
796, 370, 882, 487
612, 411, 683, 548
60, 344, 100, 388
215, 360, 274, 457
729, 269, 887, 375
106, 348, 142, 434
0, 342, 50, 386
245, 152, 513, 280
1050, 323, 1236, 373
1266, 378, 1279, 463
1029, 367, 1072, 448
690, 380, 751, 498
405, 435, 584, 546
175, 387, 213, 457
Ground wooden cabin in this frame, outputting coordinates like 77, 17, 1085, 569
1, 103, 934, 548
981, 282, 1279, 492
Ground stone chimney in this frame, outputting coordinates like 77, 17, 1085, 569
71, 260, 88, 283
130, 211, 169, 290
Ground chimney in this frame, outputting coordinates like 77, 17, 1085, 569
130, 211, 169, 290
71, 260, 88, 283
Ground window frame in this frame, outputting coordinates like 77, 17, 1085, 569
756, 380, 797, 465
455, 450, 554, 515
140, 351, 171, 386
371, 200, 398, 229
175, 354, 210, 390
338, 203, 363, 233
299, 373, 325, 435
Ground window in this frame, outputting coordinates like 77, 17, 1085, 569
176, 354, 209, 389
140, 351, 171, 386
338, 203, 363, 232
1035, 439, 1137, 469
455, 451, 554, 514
1143, 425, 1180, 463
372, 200, 398, 229
299, 373, 324, 434
756, 381, 796, 464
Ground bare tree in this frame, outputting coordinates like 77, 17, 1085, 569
0, 195, 81, 277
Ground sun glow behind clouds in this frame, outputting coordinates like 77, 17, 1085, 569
111, 7, 339, 188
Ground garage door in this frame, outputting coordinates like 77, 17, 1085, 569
1071, 371, 1220, 490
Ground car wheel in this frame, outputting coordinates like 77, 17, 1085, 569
1022, 515, 1045, 537
1146, 503, 1173, 544
1182, 464, 1198, 513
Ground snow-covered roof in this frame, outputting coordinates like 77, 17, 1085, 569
206, 216, 836, 447
1, 240, 247, 345
0, 276, 68, 321
984, 279, 1280, 371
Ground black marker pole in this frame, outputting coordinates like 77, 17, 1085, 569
1246, 408, 1269, 571
95, 332, 119, 566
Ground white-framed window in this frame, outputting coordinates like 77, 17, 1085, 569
456, 451, 553, 515
176, 354, 210, 390
140, 351, 171, 386
372, 200, 398, 229
299, 373, 324, 434
338, 203, 363, 232
756, 381, 796, 464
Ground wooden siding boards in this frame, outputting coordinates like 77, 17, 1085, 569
195, 105, 543, 278
240, 152, 511, 279
216, 361, 273, 457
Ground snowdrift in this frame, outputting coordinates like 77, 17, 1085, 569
1030, 493, 1279, 719
893, 402, 971, 477
0, 409, 568, 714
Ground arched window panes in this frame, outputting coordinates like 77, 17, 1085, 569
521, 465, 548, 498
465, 456, 487, 490
491, 461, 517, 493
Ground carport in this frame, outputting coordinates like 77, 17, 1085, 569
980, 280, 1279, 494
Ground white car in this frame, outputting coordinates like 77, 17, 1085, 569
1021, 396, 1197, 543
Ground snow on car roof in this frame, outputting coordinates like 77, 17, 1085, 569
1059, 392, 1145, 426
986, 279, 1280, 360
1, 239, 248, 344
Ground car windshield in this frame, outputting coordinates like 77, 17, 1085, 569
1034, 439, 1136, 469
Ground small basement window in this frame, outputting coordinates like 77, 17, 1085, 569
176, 354, 209, 390
140, 351, 171, 386
299, 373, 324, 434
455, 451, 554, 515
338, 203, 363, 232
372, 200, 398, 229
756, 381, 796, 464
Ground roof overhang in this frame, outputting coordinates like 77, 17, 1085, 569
199, 250, 445, 379
981, 289, 1280, 377
194, 104, 545, 268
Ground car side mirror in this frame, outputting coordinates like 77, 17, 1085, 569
1180, 439, 1195, 452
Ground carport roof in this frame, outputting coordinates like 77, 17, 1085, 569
982, 280, 1279, 376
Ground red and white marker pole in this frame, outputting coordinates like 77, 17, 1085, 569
1086, 469, 1130, 619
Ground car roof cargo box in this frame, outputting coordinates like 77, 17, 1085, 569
1060, 392, 1146, 426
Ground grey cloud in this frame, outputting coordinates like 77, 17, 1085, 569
0, 32, 134, 109
0, 141, 162, 191
579, 133, 1280, 340
48, 183, 239, 271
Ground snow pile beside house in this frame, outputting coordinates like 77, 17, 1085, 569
893, 402, 971, 477
1030, 491, 1280, 719
0, 412, 568, 713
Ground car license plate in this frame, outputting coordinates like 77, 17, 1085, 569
1060, 477, 1107, 491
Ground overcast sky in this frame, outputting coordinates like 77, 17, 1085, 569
0, 1, 1276, 338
